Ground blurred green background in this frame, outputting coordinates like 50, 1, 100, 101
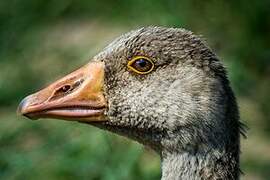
0, 0, 269, 179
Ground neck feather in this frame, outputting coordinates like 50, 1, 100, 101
161, 149, 239, 180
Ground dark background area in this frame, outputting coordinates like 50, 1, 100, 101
0, 0, 269, 179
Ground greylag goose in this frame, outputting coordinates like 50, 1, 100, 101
18, 27, 242, 180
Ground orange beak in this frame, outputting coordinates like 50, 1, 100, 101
17, 61, 107, 122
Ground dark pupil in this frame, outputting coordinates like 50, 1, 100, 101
136, 59, 147, 67
130, 58, 153, 72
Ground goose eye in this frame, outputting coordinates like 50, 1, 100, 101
128, 56, 154, 74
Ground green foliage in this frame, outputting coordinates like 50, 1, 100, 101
0, 0, 269, 179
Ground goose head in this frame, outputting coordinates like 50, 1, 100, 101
18, 27, 240, 171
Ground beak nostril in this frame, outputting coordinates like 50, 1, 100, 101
49, 85, 72, 101
74, 79, 84, 88
49, 79, 84, 102
61, 85, 71, 93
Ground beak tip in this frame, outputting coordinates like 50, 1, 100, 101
17, 97, 28, 116
17, 97, 38, 120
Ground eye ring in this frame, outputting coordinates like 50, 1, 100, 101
127, 56, 155, 75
